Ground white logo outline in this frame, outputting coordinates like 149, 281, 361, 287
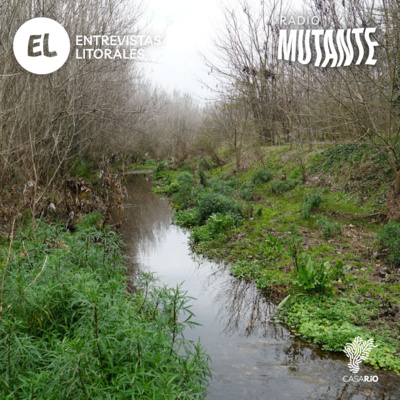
344, 336, 377, 374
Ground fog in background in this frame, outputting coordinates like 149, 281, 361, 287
145, 0, 228, 100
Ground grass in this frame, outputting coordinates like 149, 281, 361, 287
146, 143, 400, 374
129, 158, 157, 170
0, 214, 210, 399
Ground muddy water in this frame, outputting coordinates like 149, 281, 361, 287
119, 174, 400, 400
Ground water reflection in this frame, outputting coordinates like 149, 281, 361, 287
216, 277, 276, 337
116, 174, 171, 281
120, 174, 400, 400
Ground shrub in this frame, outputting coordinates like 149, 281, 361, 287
316, 216, 342, 239
270, 178, 296, 193
208, 177, 253, 200
236, 183, 254, 200
378, 221, 400, 267
171, 171, 193, 209
190, 213, 237, 244
208, 177, 235, 196
196, 192, 242, 224
206, 213, 236, 234
190, 225, 212, 243
251, 167, 273, 185
173, 208, 200, 227
167, 180, 180, 194
301, 193, 323, 219
197, 168, 208, 186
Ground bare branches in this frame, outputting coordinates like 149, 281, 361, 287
0, 0, 158, 217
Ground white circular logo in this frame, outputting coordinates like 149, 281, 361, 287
13, 18, 70, 75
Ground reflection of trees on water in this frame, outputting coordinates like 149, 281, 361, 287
117, 174, 171, 277
210, 268, 400, 399
282, 337, 400, 399
214, 275, 282, 339
283, 340, 328, 365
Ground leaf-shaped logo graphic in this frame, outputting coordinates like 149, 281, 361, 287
344, 337, 377, 373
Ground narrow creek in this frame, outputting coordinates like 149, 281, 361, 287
119, 174, 400, 400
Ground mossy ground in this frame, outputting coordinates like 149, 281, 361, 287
142, 143, 400, 373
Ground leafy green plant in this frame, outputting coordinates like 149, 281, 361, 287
251, 167, 273, 185
152, 161, 166, 179
292, 257, 332, 294
264, 233, 284, 257
172, 171, 194, 209
331, 260, 352, 283
270, 178, 296, 193
196, 192, 242, 224
208, 177, 253, 200
316, 216, 342, 238
301, 193, 323, 219
71, 159, 95, 179
378, 221, 400, 267
173, 208, 200, 227
190, 213, 237, 244
277, 296, 400, 372
230, 260, 261, 280
190, 225, 212, 243
167, 180, 180, 194
80, 211, 102, 228
236, 183, 254, 200
207, 213, 236, 234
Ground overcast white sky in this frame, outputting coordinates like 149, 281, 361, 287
142, 0, 300, 101
144, 0, 230, 101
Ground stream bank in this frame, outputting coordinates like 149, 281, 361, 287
147, 146, 400, 375
0, 213, 209, 399
121, 173, 400, 399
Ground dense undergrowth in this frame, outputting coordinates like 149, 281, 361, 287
148, 143, 400, 373
0, 214, 210, 399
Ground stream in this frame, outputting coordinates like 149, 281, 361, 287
119, 174, 400, 400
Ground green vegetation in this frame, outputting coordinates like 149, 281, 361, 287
292, 258, 339, 294
301, 193, 323, 220
129, 158, 157, 171
148, 143, 400, 374
270, 178, 297, 193
0, 216, 210, 399
277, 296, 400, 372
316, 216, 342, 239
172, 172, 194, 209
196, 192, 242, 224
207, 176, 253, 201
173, 208, 200, 228
190, 213, 238, 244
251, 167, 273, 185
378, 221, 400, 267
